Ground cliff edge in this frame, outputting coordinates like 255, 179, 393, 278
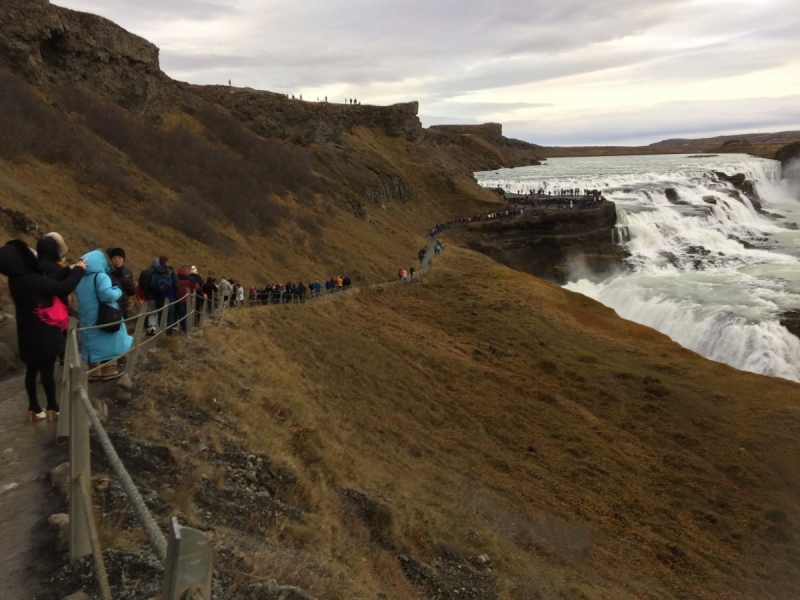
448, 202, 622, 283
426, 123, 544, 172
0, 0, 167, 111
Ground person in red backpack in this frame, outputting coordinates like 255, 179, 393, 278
175, 266, 200, 333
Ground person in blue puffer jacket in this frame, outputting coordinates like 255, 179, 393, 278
74, 249, 132, 380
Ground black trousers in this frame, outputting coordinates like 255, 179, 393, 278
25, 356, 57, 412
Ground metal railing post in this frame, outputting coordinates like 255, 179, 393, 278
218, 295, 227, 323
157, 301, 170, 347
57, 324, 80, 439
124, 310, 146, 379
161, 516, 213, 600
186, 292, 195, 336
69, 363, 92, 560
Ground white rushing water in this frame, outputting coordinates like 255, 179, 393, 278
475, 154, 800, 382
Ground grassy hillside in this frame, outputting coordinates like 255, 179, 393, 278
108, 247, 800, 600
1, 6, 798, 598
0, 67, 501, 291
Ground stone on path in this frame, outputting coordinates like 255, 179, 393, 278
116, 373, 133, 390
246, 580, 317, 600
0, 342, 18, 373
0, 482, 19, 496
91, 397, 108, 422
48, 462, 70, 498
61, 591, 91, 600
0, 319, 18, 356
47, 513, 69, 529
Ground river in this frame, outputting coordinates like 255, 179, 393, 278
474, 154, 800, 382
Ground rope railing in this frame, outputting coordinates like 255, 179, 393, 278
77, 385, 169, 562
59, 245, 440, 598
75, 472, 113, 600
63, 291, 213, 599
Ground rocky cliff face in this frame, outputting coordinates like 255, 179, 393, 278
0, 0, 167, 112
426, 123, 544, 172
449, 202, 623, 284
189, 85, 422, 145
776, 142, 800, 184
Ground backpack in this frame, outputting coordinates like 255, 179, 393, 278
150, 268, 173, 295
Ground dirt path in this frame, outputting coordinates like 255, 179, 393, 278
0, 371, 66, 600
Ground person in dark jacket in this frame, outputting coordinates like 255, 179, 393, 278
0, 240, 85, 421
138, 257, 159, 334
37, 235, 71, 365
175, 266, 200, 332
188, 266, 206, 322
202, 277, 217, 313
150, 256, 179, 335
106, 247, 136, 320
35, 236, 63, 277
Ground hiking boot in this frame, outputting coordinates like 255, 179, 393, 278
88, 363, 104, 381
100, 364, 122, 381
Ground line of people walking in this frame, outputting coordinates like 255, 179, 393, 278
0, 234, 367, 422
0, 236, 138, 421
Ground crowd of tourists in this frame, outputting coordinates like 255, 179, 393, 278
428, 190, 605, 235
509, 188, 604, 198
0, 234, 358, 423
244, 276, 353, 306
429, 207, 525, 235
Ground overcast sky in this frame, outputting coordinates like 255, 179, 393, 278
56, 0, 800, 145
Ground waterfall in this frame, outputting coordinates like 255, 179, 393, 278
476, 154, 800, 382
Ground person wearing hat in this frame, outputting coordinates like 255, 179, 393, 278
188, 266, 206, 322
106, 247, 136, 321
0, 240, 86, 420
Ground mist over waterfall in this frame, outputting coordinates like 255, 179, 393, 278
475, 154, 800, 382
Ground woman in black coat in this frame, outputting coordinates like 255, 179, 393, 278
0, 240, 85, 421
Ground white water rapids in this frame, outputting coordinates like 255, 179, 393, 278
475, 154, 800, 382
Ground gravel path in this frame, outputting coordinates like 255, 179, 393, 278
0, 371, 66, 600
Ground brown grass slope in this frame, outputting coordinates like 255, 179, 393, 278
0, 66, 501, 288
124, 247, 800, 599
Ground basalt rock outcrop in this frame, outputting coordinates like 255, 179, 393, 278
776, 142, 800, 184
0, 0, 167, 112
426, 123, 544, 173
190, 85, 423, 145
780, 310, 800, 341
450, 202, 622, 284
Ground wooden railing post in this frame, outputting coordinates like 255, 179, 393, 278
57, 323, 79, 439
186, 292, 195, 336
157, 301, 170, 347
218, 295, 227, 323
69, 363, 92, 560
124, 310, 146, 379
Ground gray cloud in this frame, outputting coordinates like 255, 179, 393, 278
499, 95, 800, 145
54, 0, 800, 145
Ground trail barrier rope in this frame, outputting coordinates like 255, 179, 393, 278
58, 241, 440, 598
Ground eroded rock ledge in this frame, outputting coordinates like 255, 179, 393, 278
449, 202, 622, 284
